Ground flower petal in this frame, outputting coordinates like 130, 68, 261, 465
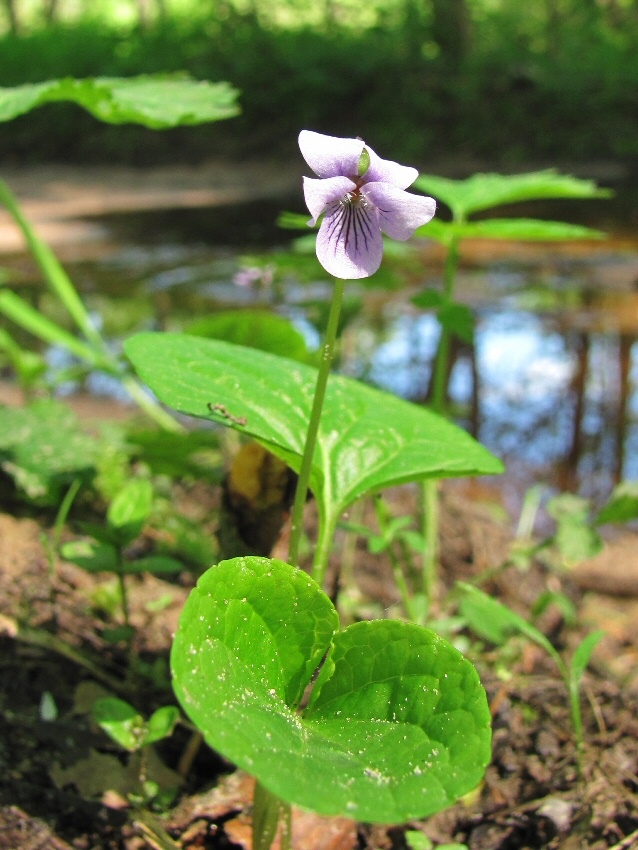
363, 183, 436, 240
299, 130, 364, 179
316, 198, 383, 279
362, 145, 419, 190
303, 175, 356, 226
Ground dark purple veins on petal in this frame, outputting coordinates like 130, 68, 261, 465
326, 194, 377, 260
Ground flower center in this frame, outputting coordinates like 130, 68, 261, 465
340, 186, 367, 208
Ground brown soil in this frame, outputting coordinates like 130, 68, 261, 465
1, 477, 637, 850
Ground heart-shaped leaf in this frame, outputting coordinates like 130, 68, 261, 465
171, 557, 492, 822
125, 333, 503, 547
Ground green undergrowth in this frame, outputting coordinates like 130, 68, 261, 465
0, 12, 637, 165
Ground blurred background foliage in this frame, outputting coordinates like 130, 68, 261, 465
0, 0, 636, 166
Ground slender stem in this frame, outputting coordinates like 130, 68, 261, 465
311, 510, 339, 587
373, 497, 416, 621
280, 802, 292, 850
421, 233, 460, 617
421, 478, 439, 616
122, 375, 185, 433
252, 780, 285, 850
288, 278, 345, 568
118, 573, 130, 628
431, 234, 460, 415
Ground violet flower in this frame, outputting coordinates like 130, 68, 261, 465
299, 130, 436, 279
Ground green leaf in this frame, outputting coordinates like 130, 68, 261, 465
61, 539, 119, 574
92, 697, 146, 752
411, 290, 447, 310
277, 211, 312, 230
171, 557, 491, 822
414, 216, 605, 244
595, 481, 638, 525
414, 171, 612, 221
438, 302, 475, 344
186, 310, 312, 363
0, 75, 240, 128
0, 288, 106, 368
0, 399, 99, 503
144, 706, 181, 746
125, 333, 503, 542
569, 630, 605, 691
451, 218, 606, 242
107, 479, 154, 546
121, 555, 184, 575
456, 582, 562, 670
547, 493, 603, 564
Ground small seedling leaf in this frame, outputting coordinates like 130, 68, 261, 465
457, 583, 561, 668
93, 697, 146, 752
171, 557, 491, 823
595, 481, 638, 525
120, 555, 184, 575
569, 630, 605, 691
107, 479, 154, 546
61, 539, 119, 573
144, 706, 181, 746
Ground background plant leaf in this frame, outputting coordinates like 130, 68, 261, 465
456, 582, 562, 669
414, 171, 612, 220
0, 399, 99, 503
0, 75, 240, 128
61, 540, 119, 574
595, 481, 638, 525
92, 697, 145, 752
186, 309, 313, 363
107, 479, 154, 546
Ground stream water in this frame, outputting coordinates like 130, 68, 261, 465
5, 185, 638, 514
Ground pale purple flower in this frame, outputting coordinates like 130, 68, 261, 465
299, 130, 436, 279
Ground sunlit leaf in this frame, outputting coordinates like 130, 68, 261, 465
0, 75, 240, 128
172, 557, 492, 822
595, 480, 638, 525
414, 171, 612, 220
144, 706, 181, 746
93, 697, 145, 752
125, 333, 503, 547
107, 479, 154, 547
456, 582, 562, 669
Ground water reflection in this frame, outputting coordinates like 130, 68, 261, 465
340, 273, 638, 500
4, 196, 638, 502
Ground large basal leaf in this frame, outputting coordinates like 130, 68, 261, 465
0, 75, 239, 128
124, 333, 503, 531
414, 171, 611, 221
171, 557, 492, 822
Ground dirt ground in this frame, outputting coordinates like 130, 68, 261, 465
1, 477, 638, 850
